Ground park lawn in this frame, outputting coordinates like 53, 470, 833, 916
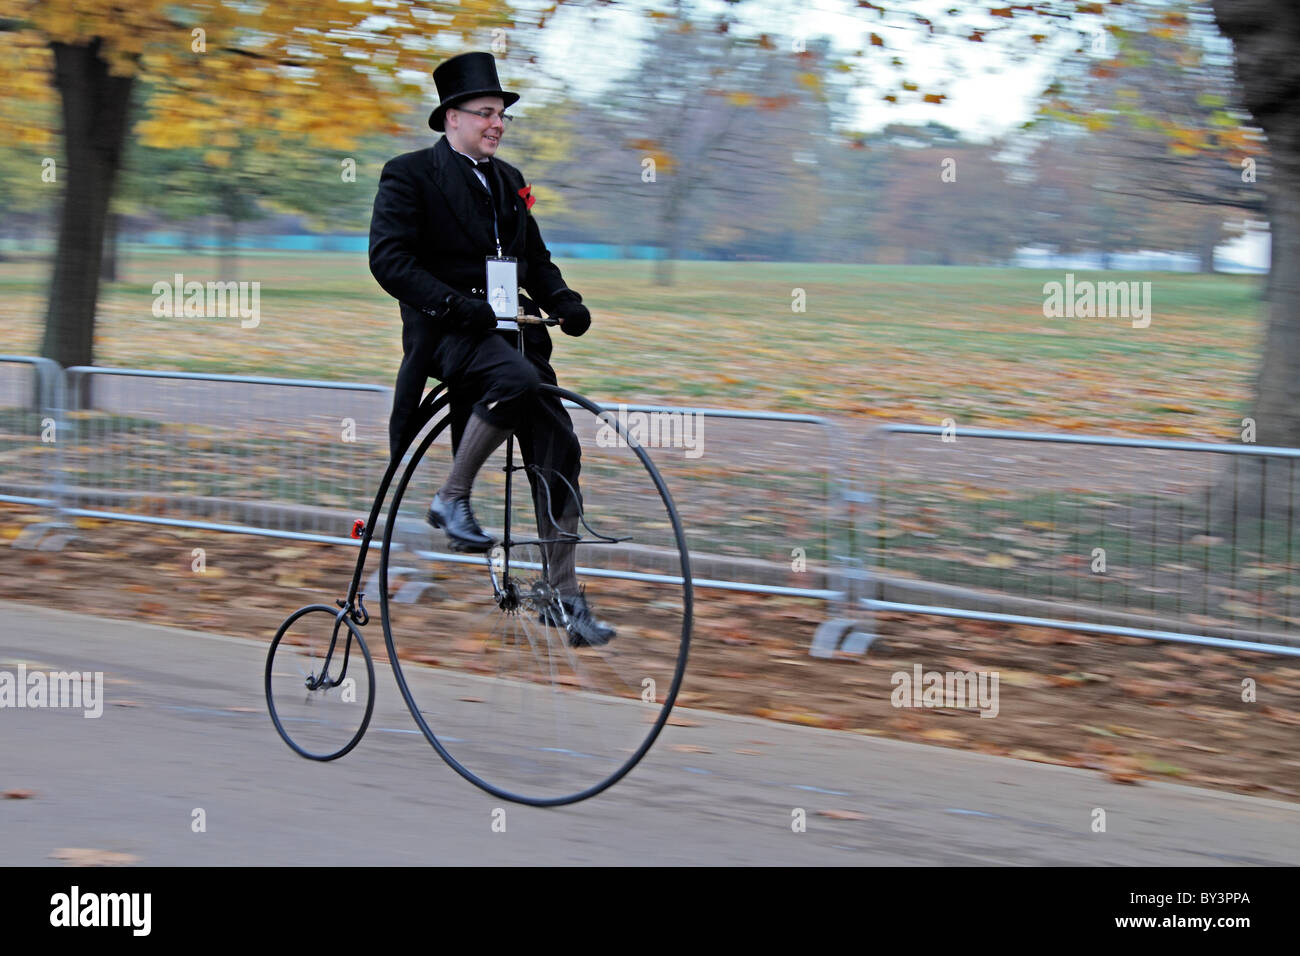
0, 252, 1265, 441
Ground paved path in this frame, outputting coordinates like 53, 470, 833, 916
1, 601, 1296, 865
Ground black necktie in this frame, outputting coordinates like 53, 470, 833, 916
466, 156, 503, 248
467, 158, 498, 212
465, 157, 490, 182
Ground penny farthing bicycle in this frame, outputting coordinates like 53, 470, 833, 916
265, 310, 693, 806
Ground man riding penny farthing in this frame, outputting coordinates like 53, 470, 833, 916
260, 50, 694, 806
369, 51, 616, 647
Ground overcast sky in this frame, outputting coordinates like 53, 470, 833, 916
522, 0, 1267, 265
527, 0, 1093, 140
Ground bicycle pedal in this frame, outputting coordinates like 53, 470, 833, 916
446, 537, 496, 554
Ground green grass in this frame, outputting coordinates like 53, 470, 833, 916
0, 253, 1266, 442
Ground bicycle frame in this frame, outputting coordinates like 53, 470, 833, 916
268, 305, 695, 799
290, 379, 611, 732
317, 309, 585, 672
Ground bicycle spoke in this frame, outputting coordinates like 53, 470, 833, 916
380, 385, 692, 805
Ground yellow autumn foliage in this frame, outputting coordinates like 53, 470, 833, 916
0, 0, 538, 154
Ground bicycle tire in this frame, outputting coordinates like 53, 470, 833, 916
379, 383, 692, 806
266, 603, 376, 761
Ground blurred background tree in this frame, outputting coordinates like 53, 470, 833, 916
844, 0, 1294, 468
0, 0, 1294, 454
1029, 2, 1266, 272
0, 0, 529, 370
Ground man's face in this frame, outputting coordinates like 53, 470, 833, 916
445, 95, 506, 160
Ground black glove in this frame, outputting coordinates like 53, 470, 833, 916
549, 290, 591, 337
441, 293, 497, 338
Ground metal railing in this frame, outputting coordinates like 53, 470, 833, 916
3, 360, 846, 601
385, 402, 846, 600
816, 424, 1300, 658
0, 355, 63, 510
9, 358, 1300, 658
57, 367, 392, 543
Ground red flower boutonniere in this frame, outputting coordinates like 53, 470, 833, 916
518, 184, 535, 211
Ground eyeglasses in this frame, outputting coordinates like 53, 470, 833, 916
452, 106, 513, 123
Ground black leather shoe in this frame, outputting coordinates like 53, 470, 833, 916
539, 586, 616, 647
426, 492, 494, 553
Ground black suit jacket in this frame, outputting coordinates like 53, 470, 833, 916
369, 136, 575, 450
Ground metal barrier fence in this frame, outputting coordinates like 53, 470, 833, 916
58, 367, 392, 543
0, 355, 63, 511
638, 405, 845, 600
384, 403, 846, 600
11, 359, 1300, 658
816, 424, 1300, 658
2, 359, 846, 601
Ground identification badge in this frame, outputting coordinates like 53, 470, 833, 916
486, 256, 518, 329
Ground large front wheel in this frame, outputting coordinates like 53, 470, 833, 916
379, 385, 693, 806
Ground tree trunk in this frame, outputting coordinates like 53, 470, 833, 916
1212, 0, 1300, 449
652, 169, 687, 287
1196, 213, 1219, 274
218, 218, 238, 282
218, 187, 239, 282
1206, 1, 1300, 524
41, 39, 134, 371
652, 216, 679, 286
1242, 162, 1300, 447
100, 210, 119, 282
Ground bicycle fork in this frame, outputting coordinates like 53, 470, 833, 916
306, 609, 357, 692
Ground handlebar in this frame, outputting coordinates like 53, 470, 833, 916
513, 310, 559, 326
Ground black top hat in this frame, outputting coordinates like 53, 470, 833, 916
428, 52, 519, 132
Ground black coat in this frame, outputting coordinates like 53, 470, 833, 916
369, 135, 575, 452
